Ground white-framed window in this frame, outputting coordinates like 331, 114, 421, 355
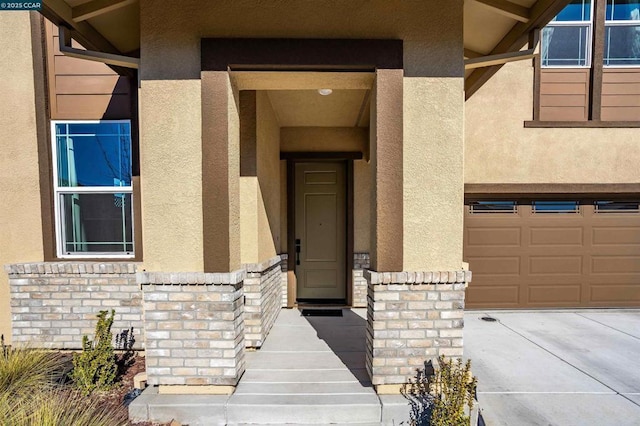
604, 0, 640, 66
542, 0, 594, 67
52, 120, 134, 258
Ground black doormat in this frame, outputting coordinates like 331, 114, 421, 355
301, 309, 343, 317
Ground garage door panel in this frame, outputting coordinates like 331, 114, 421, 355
589, 284, 640, 304
466, 256, 520, 276
466, 227, 521, 247
466, 285, 520, 307
464, 200, 640, 308
591, 256, 640, 274
527, 285, 582, 305
592, 227, 640, 246
530, 227, 583, 246
529, 256, 582, 275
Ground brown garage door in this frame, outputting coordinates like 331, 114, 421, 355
464, 200, 640, 309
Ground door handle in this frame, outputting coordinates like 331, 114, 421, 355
295, 239, 301, 265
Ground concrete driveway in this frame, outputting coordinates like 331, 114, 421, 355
464, 310, 640, 426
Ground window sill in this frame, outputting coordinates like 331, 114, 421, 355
524, 120, 640, 128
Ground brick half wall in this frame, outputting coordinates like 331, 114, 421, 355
139, 270, 246, 386
365, 270, 471, 386
5, 262, 142, 349
244, 255, 284, 348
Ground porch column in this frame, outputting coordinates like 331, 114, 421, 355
366, 29, 469, 392
201, 71, 242, 272
369, 69, 404, 272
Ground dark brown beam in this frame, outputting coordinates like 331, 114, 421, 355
589, 0, 606, 121
41, 0, 134, 77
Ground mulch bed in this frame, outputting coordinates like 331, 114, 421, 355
84, 354, 168, 426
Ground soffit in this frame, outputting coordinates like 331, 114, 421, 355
267, 90, 370, 128
42, 0, 570, 95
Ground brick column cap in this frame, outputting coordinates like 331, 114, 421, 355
364, 270, 472, 285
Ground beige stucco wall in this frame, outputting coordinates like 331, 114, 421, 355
139, 79, 204, 271
466, 60, 640, 183
241, 91, 281, 263
403, 78, 465, 271
257, 92, 281, 260
281, 127, 368, 154
0, 12, 45, 343
354, 160, 371, 253
139, 0, 466, 272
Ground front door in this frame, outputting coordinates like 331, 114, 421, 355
294, 162, 346, 301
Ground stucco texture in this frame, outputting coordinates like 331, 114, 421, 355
465, 60, 640, 184
139, 0, 466, 272
354, 160, 371, 253
139, 79, 204, 271
403, 78, 465, 271
0, 12, 44, 343
240, 92, 281, 264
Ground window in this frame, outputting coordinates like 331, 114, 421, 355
532, 201, 580, 213
595, 200, 640, 212
469, 201, 517, 214
52, 121, 134, 257
542, 0, 593, 67
605, 0, 640, 65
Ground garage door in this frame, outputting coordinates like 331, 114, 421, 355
464, 200, 640, 309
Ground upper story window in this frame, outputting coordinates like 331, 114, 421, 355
542, 0, 593, 67
52, 121, 134, 258
605, 0, 640, 66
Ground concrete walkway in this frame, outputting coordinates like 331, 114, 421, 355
465, 310, 640, 426
228, 308, 382, 425
131, 308, 409, 425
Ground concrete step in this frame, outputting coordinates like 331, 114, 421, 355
234, 381, 374, 395
240, 367, 371, 384
226, 393, 382, 425
245, 351, 366, 370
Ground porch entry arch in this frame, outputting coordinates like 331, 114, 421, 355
200, 38, 405, 292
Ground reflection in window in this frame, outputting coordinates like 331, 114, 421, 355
53, 121, 133, 257
469, 201, 517, 214
595, 200, 640, 212
542, 0, 593, 67
542, 26, 591, 66
605, 1, 640, 66
533, 201, 580, 213
555, 0, 592, 21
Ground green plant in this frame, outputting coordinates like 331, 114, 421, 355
71, 310, 118, 394
0, 336, 65, 397
401, 355, 478, 426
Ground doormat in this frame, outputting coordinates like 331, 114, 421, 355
301, 309, 343, 317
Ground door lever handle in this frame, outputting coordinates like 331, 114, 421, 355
295, 239, 301, 265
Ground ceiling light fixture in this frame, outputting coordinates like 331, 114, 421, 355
318, 88, 333, 96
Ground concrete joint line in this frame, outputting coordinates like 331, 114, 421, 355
495, 317, 640, 409
574, 313, 640, 342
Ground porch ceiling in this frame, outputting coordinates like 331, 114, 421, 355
41, 0, 570, 98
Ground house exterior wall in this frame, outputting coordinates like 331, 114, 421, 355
45, 20, 132, 120
465, 60, 640, 184
0, 12, 45, 344
256, 92, 282, 260
138, 0, 466, 273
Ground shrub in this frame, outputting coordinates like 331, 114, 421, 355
402, 355, 478, 426
71, 310, 118, 394
19, 390, 128, 426
0, 336, 65, 397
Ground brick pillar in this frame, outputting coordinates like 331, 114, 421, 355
139, 270, 245, 389
365, 270, 471, 391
